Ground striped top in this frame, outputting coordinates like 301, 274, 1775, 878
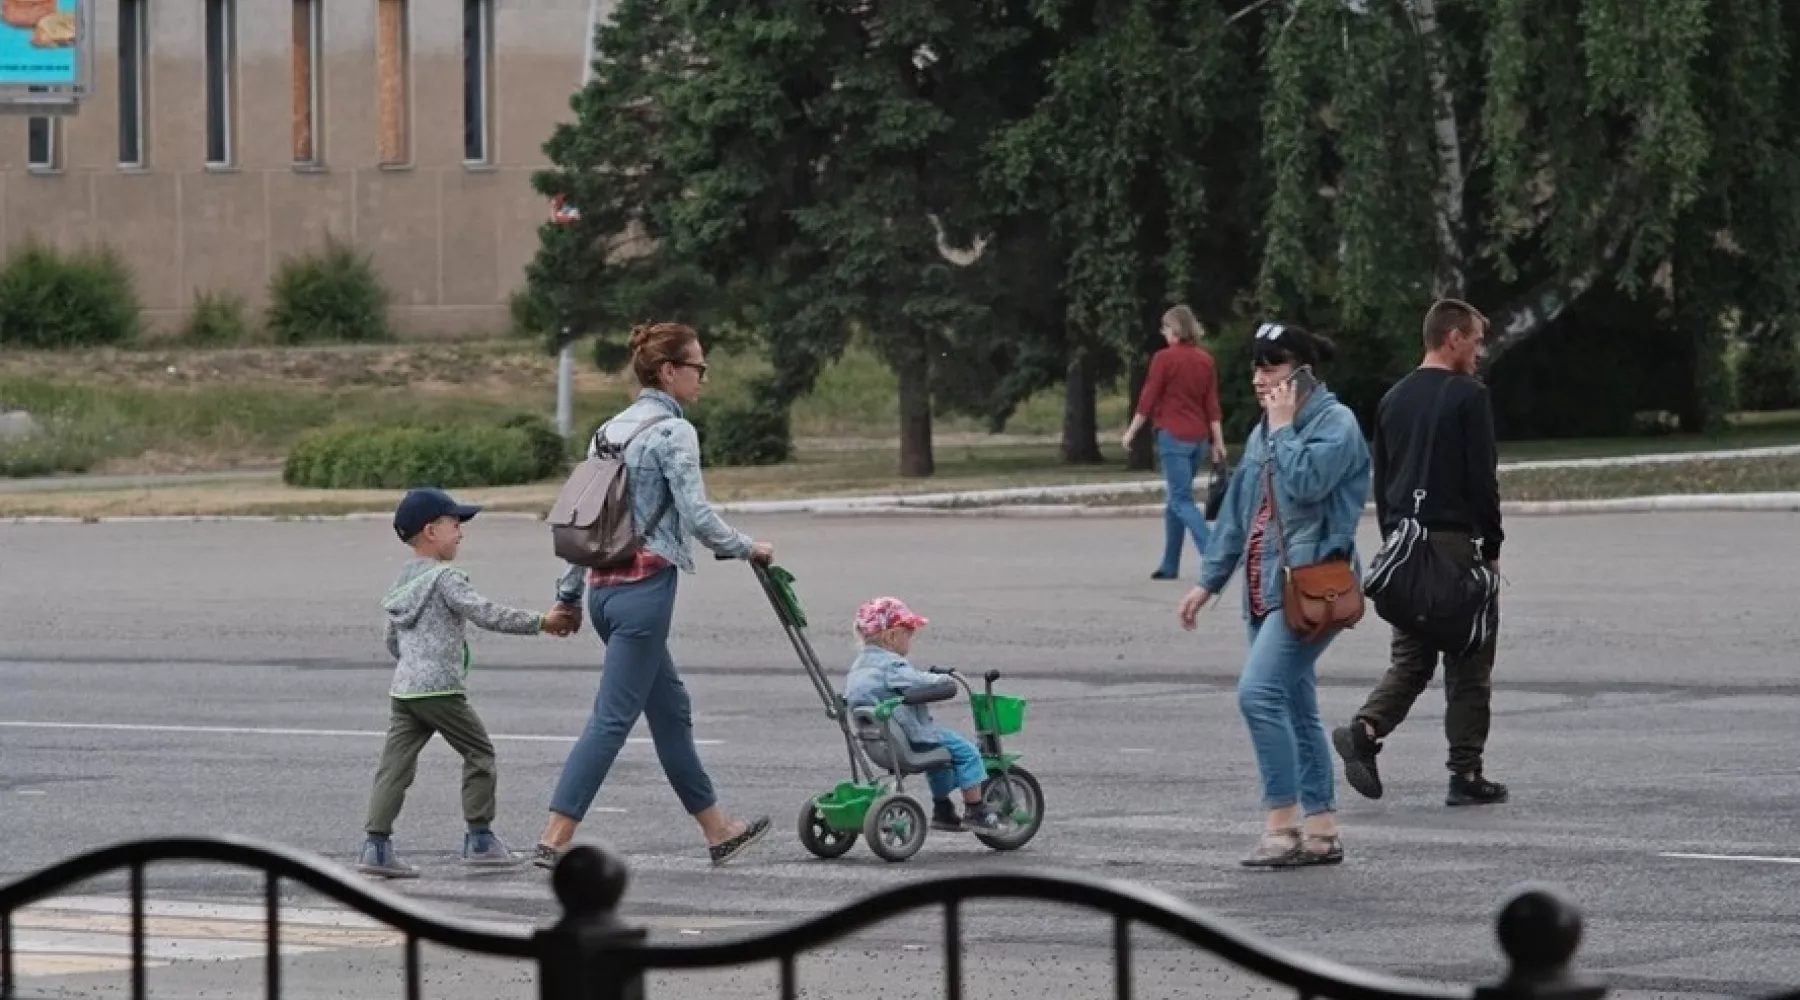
1244, 493, 1274, 620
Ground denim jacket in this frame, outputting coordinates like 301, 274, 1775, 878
1198, 383, 1371, 620
554, 389, 754, 603
844, 646, 952, 745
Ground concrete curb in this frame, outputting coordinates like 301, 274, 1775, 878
803, 493, 1800, 518
712, 443, 1800, 515
4, 443, 1796, 525
6, 492, 1798, 525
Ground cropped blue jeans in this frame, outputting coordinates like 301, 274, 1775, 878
1238, 612, 1337, 816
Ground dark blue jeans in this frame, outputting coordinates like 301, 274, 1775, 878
548, 567, 717, 819
1156, 429, 1212, 576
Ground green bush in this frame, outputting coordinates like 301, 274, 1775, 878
283, 421, 565, 489
0, 242, 141, 348
500, 412, 569, 478
0, 434, 100, 478
1736, 326, 1800, 412
266, 238, 391, 344
182, 290, 254, 345
690, 397, 792, 467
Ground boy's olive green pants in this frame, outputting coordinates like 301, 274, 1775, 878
364, 695, 497, 836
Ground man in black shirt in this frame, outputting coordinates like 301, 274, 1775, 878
1332, 299, 1509, 807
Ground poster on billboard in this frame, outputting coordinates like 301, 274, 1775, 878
0, 0, 90, 111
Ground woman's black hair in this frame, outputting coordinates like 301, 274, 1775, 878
1251, 322, 1339, 369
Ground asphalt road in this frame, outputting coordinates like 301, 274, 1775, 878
1, 511, 1797, 1000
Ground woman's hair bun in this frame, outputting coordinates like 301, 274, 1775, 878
627, 323, 654, 353
1307, 331, 1338, 364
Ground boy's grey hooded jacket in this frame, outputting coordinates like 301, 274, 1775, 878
383, 559, 542, 698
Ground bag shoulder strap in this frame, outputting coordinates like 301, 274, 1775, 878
1408, 375, 1459, 517
1260, 459, 1293, 571
592, 413, 677, 534
594, 413, 674, 456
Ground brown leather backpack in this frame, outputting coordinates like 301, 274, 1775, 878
546, 416, 672, 569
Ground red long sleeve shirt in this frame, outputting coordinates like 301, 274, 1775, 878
1136, 345, 1222, 444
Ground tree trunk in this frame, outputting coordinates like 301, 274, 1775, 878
1124, 358, 1154, 471
1413, 0, 1468, 297
1485, 266, 1607, 362
897, 352, 935, 478
1060, 349, 1103, 465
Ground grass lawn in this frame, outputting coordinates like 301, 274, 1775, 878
0, 444, 1153, 518
1499, 453, 1800, 500
1, 339, 1797, 518
4, 446, 1796, 520
0, 340, 1127, 477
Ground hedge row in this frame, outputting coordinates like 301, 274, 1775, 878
283, 415, 565, 490
0, 237, 391, 349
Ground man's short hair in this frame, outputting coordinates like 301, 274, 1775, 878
1423, 298, 1487, 350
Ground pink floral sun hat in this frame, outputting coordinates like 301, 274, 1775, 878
854, 597, 929, 639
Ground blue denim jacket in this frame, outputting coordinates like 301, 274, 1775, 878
844, 645, 953, 745
1198, 384, 1371, 620
554, 389, 754, 603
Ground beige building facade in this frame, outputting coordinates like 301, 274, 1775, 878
0, 0, 591, 335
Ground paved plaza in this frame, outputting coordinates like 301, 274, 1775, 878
1, 511, 1796, 999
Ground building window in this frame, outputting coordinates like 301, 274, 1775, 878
119, 0, 147, 166
462, 0, 492, 163
27, 117, 57, 170
377, 0, 409, 165
293, 0, 321, 164
204, 0, 235, 166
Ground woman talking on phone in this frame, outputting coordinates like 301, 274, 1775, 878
1178, 322, 1370, 868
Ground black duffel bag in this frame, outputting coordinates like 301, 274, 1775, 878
1360, 380, 1500, 658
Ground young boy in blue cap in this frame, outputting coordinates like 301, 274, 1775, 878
355, 487, 574, 878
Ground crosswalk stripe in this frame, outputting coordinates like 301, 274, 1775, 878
7, 896, 403, 981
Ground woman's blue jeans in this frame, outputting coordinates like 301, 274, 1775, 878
1238, 612, 1337, 816
548, 567, 718, 820
1156, 429, 1211, 576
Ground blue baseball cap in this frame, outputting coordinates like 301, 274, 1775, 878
393, 487, 481, 542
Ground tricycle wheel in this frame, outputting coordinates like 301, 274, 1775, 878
862, 794, 927, 862
797, 799, 858, 859
975, 765, 1044, 851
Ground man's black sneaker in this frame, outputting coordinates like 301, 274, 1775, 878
1331, 725, 1383, 800
1446, 773, 1509, 807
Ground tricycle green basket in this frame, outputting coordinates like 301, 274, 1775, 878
813, 781, 881, 830
972, 694, 1028, 736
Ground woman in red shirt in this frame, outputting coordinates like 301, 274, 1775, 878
1122, 305, 1228, 580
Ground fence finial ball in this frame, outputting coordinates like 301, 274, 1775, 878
552, 844, 629, 918
1496, 884, 1583, 975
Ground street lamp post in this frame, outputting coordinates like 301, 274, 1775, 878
555, 0, 605, 439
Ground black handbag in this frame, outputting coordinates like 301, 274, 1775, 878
1203, 460, 1229, 521
1360, 378, 1500, 658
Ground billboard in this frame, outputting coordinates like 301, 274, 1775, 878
0, 0, 86, 97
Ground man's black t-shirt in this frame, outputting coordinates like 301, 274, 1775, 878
1372, 367, 1503, 561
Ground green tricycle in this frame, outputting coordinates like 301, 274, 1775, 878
750, 562, 1044, 863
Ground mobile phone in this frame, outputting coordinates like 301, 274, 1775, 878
1286, 364, 1319, 397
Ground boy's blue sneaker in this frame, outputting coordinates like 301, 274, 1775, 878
355, 837, 419, 879
462, 830, 523, 867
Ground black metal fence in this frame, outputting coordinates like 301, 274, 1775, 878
0, 836, 1606, 1000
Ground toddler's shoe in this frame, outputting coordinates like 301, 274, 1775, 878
462, 829, 523, 867
355, 836, 419, 879
931, 799, 965, 833
962, 807, 1004, 834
